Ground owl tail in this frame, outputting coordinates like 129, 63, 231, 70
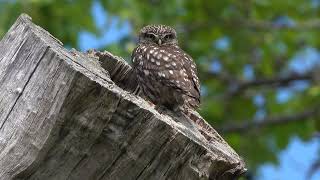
181, 108, 218, 142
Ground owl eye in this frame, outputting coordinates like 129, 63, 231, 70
164, 34, 174, 40
145, 33, 156, 39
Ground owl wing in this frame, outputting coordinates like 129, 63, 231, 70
132, 45, 201, 108
177, 48, 201, 107
149, 45, 200, 106
182, 51, 201, 102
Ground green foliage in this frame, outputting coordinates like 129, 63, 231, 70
1, 0, 319, 176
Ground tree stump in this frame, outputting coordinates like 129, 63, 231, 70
0, 14, 246, 180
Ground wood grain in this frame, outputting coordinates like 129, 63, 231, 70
0, 14, 246, 180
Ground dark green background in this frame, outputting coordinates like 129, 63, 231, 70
1, 0, 319, 178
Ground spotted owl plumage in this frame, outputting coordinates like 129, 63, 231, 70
132, 25, 200, 111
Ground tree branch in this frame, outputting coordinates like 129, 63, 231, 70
207, 72, 314, 96
240, 73, 312, 87
307, 158, 320, 180
239, 19, 320, 31
183, 18, 320, 34
219, 106, 320, 134
230, 73, 313, 95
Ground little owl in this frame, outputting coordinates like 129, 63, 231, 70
132, 25, 200, 112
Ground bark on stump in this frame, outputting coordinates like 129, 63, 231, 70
0, 14, 246, 180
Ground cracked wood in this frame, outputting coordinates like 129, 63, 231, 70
0, 14, 246, 180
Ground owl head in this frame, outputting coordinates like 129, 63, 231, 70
138, 25, 178, 46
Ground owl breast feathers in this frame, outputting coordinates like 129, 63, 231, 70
132, 43, 200, 111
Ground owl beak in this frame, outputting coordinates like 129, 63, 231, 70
158, 39, 162, 45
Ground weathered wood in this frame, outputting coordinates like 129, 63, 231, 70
0, 14, 246, 180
